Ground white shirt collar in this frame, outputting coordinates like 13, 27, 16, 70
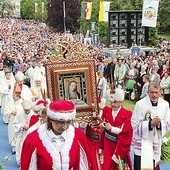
48, 127, 67, 141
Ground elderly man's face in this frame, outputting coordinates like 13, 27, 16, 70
35, 80, 42, 86
148, 86, 161, 103
111, 100, 122, 111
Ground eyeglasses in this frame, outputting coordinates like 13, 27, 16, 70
54, 120, 72, 126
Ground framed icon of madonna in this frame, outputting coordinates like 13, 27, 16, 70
45, 59, 98, 122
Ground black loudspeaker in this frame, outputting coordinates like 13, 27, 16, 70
108, 11, 149, 48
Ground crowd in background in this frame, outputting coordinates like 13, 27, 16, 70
0, 17, 170, 169
96, 40, 170, 105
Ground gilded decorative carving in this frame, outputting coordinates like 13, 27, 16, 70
49, 41, 92, 62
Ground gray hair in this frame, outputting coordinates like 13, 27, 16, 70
148, 82, 161, 90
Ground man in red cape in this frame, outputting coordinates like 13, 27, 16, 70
100, 88, 133, 170
20, 100, 91, 170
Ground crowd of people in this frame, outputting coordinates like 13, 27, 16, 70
97, 41, 170, 104
0, 17, 170, 170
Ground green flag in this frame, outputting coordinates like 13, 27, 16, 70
51, 49, 57, 55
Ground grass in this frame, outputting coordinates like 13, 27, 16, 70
158, 32, 170, 40
122, 99, 136, 111
106, 99, 136, 111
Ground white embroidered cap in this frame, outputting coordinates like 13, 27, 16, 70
114, 88, 125, 101
22, 100, 33, 110
34, 72, 43, 81
15, 71, 25, 82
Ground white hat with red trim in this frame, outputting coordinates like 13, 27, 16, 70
34, 99, 47, 112
47, 100, 76, 120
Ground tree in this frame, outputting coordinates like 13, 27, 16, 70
134, 0, 143, 10
122, 0, 133, 10
110, 0, 123, 10
147, 27, 158, 46
158, 0, 170, 33
20, 0, 34, 19
0, 0, 14, 17
20, 0, 47, 21
47, 0, 80, 32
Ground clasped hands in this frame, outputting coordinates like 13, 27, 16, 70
151, 116, 161, 127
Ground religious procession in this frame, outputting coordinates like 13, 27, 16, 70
0, 0, 170, 170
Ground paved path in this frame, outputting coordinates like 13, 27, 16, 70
0, 113, 19, 170
0, 112, 170, 170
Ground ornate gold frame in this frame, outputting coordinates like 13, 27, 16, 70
45, 41, 98, 123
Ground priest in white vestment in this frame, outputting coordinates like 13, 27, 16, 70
13, 100, 34, 164
0, 71, 15, 123
131, 82, 170, 170
6, 87, 23, 154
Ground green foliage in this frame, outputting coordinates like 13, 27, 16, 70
20, 0, 34, 19
20, 0, 47, 22
0, 156, 11, 170
0, 0, 14, 17
110, 0, 122, 10
134, 0, 143, 10
92, 22, 108, 45
122, 0, 133, 10
158, 33, 170, 40
148, 27, 158, 46
161, 132, 170, 162
158, 0, 170, 33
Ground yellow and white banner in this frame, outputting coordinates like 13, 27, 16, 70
99, 1, 110, 22
42, 2, 44, 14
35, 3, 38, 13
142, 0, 160, 27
